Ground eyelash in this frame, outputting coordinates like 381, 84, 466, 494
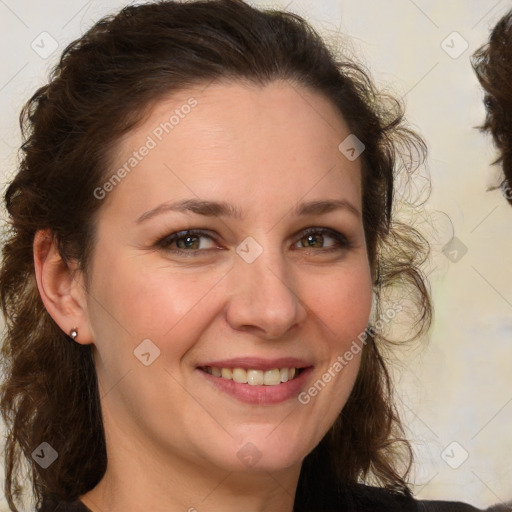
155, 227, 352, 257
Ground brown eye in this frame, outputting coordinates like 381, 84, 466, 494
295, 228, 350, 252
175, 234, 200, 250
155, 227, 351, 258
156, 230, 217, 256
299, 233, 326, 249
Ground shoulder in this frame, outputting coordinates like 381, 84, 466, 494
36, 488, 512, 512
347, 484, 511, 512
36, 497, 91, 512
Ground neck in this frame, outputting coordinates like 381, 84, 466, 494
79, 419, 301, 512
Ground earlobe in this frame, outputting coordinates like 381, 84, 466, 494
33, 229, 94, 345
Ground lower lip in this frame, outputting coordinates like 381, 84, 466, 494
197, 367, 313, 405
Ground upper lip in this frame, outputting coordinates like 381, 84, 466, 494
197, 357, 313, 371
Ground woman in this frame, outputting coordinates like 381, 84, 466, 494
0, 1, 507, 511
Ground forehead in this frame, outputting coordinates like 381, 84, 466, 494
101, 79, 362, 220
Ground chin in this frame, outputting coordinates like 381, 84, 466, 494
221, 435, 310, 473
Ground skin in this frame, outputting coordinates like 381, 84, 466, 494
33, 79, 373, 512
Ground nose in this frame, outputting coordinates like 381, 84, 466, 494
225, 244, 307, 339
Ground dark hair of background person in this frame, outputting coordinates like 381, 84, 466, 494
0, 1, 431, 510
472, 10, 512, 205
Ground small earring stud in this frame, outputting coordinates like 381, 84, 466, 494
69, 328, 78, 340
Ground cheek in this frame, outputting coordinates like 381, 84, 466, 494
88, 254, 228, 352
303, 263, 373, 345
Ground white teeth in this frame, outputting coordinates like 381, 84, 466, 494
232, 368, 247, 383
264, 369, 281, 386
247, 369, 263, 385
204, 366, 301, 386
221, 368, 232, 380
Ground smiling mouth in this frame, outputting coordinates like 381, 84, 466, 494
199, 366, 305, 386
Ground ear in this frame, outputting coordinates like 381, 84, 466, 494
33, 229, 94, 345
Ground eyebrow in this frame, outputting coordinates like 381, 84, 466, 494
136, 198, 361, 224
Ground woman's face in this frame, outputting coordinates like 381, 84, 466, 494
81, 80, 373, 475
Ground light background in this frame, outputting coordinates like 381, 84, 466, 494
0, 0, 511, 510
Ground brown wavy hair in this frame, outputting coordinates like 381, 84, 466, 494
0, 1, 432, 510
472, 9, 512, 204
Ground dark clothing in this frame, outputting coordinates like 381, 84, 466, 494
36, 484, 512, 511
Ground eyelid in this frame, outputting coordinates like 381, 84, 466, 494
293, 227, 351, 250
155, 226, 353, 255
155, 229, 219, 252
